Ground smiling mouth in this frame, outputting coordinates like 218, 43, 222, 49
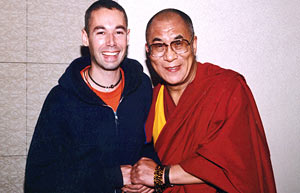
102, 51, 119, 56
166, 65, 180, 71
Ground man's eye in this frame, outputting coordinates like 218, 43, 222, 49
154, 44, 164, 48
116, 31, 125, 35
173, 41, 183, 46
96, 31, 105, 35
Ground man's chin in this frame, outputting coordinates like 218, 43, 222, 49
98, 61, 121, 71
93, 61, 121, 71
164, 78, 186, 86
104, 65, 120, 71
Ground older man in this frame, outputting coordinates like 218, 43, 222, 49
128, 8, 277, 193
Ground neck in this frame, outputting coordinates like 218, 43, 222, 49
87, 65, 121, 92
166, 85, 185, 106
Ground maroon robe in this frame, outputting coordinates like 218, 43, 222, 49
145, 62, 276, 193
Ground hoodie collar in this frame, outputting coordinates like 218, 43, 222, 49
58, 56, 144, 105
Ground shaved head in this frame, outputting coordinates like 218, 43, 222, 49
146, 9, 194, 43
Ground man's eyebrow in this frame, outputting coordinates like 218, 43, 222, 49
151, 37, 163, 42
116, 25, 126, 31
93, 26, 105, 32
174, 35, 184, 40
150, 35, 184, 43
92, 25, 127, 32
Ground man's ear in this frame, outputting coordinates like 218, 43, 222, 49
82, 29, 89, 47
192, 35, 197, 55
126, 29, 130, 44
145, 43, 149, 54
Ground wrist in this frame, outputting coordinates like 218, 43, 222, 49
164, 165, 172, 187
154, 165, 165, 192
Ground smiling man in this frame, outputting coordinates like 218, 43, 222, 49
24, 1, 158, 192
128, 8, 277, 193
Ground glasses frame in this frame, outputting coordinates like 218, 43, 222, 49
148, 37, 194, 57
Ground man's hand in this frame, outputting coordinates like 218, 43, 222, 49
130, 157, 157, 187
122, 184, 154, 193
121, 165, 154, 193
121, 165, 132, 185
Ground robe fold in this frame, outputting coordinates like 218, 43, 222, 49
145, 62, 276, 193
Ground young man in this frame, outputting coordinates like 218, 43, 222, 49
25, 1, 157, 192
128, 8, 277, 193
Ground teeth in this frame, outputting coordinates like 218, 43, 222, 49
103, 52, 118, 56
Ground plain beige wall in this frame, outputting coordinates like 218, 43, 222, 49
0, 0, 299, 192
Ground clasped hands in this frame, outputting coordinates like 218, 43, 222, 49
121, 157, 157, 193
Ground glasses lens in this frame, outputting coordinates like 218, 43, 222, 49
170, 40, 189, 53
149, 39, 191, 57
150, 43, 165, 57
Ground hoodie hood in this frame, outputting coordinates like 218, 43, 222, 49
58, 56, 144, 105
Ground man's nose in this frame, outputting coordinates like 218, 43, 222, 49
106, 33, 116, 46
163, 45, 177, 62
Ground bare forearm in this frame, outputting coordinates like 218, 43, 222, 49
167, 164, 204, 185
131, 157, 204, 188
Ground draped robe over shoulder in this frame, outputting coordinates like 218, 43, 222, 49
145, 62, 276, 193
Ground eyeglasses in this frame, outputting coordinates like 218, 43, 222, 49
148, 38, 193, 57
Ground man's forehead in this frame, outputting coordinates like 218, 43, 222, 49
148, 18, 189, 41
90, 8, 126, 22
153, 12, 183, 23
89, 8, 127, 27
151, 14, 187, 31
151, 35, 184, 43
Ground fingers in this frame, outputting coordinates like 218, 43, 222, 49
130, 158, 157, 186
141, 187, 154, 193
130, 164, 141, 184
140, 157, 152, 161
121, 165, 132, 171
122, 184, 154, 193
121, 165, 133, 185
123, 157, 157, 187
121, 184, 144, 192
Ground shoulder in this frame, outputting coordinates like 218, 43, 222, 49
47, 85, 68, 100
200, 62, 240, 77
200, 62, 246, 87
122, 58, 143, 72
152, 84, 162, 98
42, 85, 71, 112
195, 62, 251, 102
122, 57, 152, 90
62, 56, 90, 77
